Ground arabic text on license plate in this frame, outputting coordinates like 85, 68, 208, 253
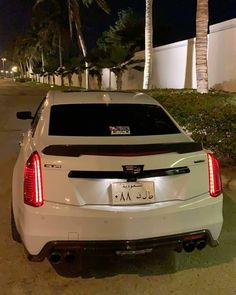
111, 181, 155, 205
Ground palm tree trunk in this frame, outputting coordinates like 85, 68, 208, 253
75, 25, 89, 89
58, 31, 63, 68
41, 50, 45, 72
26, 60, 30, 78
97, 72, 102, 90
52, 74, 55, 86
78, 72, 82, 88
116, 71, 123, 91
29, 58, 33, 80
69, 0, 89, 89
23, 62, 27, 78
68, 72, 73, 86
61, 74, 64, 87
196, 0, 209, 93
19, 62, 24, 78
143, 0, 153, 90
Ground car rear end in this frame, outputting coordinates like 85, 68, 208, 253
17, 92, 223, 262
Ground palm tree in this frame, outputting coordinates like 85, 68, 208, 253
87, 46, 143, 90
68, 0, 109, 89
196, 0, 209, 93
11, 32, 40, 78
143, 0, 153, 90
34, 0, 109, 89
96, 8, 144, 90
33, 1, 70, 70
36, 27, 51, 72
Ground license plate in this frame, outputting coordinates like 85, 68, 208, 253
111, 181, 155, 205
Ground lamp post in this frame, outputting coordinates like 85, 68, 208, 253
1, 58, 6, 75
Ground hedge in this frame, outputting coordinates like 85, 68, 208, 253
15, 77, 32, 83
148, 89, 236, 165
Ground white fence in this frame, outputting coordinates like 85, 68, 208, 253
208, 19, 236, 91
38, 18, 236, 92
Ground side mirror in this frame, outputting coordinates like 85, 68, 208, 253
16, 111, 34, 120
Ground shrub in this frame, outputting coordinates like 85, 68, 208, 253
15, 77, 32, 83
148, 89, 236, 164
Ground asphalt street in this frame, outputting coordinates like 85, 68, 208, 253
0, 79, 235, 295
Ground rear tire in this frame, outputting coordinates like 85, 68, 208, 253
11, 206, 22, 243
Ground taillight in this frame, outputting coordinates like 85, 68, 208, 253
207, 153, 222, 197
24, 151, 44, 207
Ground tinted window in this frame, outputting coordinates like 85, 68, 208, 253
49, 104, 180, 136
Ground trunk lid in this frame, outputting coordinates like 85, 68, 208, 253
40, 143, 208, 206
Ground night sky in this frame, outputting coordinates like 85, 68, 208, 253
0, 0, 236, 55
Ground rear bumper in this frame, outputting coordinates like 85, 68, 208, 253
27, 229, 218, 262
19, 193, 223, 256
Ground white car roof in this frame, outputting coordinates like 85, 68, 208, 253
47, 91, 161, 106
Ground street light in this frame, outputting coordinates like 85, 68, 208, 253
1, 58, 6, 73
11, 66, 18, 73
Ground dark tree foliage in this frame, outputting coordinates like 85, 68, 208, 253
97, 8, 144, 52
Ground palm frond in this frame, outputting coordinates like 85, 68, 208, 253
67, 0, 74, 39
132, 65, 144, 71
94, 0, 110, 14
33, 0, 46, 9
82, 0, 110, 13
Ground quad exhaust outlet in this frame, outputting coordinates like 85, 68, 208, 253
49, 251, 62, 264
182, 239, 207, 253
49, 250, 77, 264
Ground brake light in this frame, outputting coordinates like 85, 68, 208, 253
207, 153, 222, 197
24, 151, 44, 207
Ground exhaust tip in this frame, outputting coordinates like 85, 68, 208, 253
49, 251, 62, 264
196, 239, 207, 251
64, 251, 76, 263
183, 241, 195, 253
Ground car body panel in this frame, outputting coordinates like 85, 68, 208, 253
40, 152, 208, 206
19, 193, 223, 255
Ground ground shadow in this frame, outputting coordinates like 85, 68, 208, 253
51, 248, 176, 278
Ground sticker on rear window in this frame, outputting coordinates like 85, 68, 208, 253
109, 126, 131, 135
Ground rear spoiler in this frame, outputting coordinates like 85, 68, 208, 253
42, 142, 202, 157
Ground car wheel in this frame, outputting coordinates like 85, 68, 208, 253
11, 205, 22, 243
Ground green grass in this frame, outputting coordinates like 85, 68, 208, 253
23, 81, 85, 91
147, 88, 236, 104
147, 89, 236, 165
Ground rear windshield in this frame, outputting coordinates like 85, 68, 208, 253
49, 104, 180, 136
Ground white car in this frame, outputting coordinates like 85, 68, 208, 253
12, 91, 223, 267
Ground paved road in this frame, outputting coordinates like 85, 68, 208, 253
0, 79, 235, 295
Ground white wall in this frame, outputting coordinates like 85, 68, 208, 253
101, 39, 197, 90
102, 68, 117, 90
208, 18, 236, 91
152, 39, 197, 89
37, 18, 236, 92
102, 18, 236, 91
